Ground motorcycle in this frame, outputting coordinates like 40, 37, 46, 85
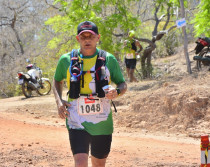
193, 37, 210, 70
17, 60, 51, 98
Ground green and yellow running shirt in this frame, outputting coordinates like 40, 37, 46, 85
124, 39, 137, 59
54, 48, 125, 135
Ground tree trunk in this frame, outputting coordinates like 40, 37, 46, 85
141, 48, 153, 78
180, 0, 192, 74
11, 27, 24, 55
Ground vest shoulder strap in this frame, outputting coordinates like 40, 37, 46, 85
70, 49, 78, 60
98, 49, 107, 61
95, 49, 107, 81
95, 49, 106, 69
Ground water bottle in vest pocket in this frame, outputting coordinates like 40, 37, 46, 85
96, 66, 108, 98
69, 73, 80, 99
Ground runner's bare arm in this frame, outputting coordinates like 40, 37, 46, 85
53, 79, 70, 119
135, 40, 143, 52
116, 82, 127, 96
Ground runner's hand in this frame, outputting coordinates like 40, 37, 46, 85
105, 88, 118, 100
57, 100, 71, 119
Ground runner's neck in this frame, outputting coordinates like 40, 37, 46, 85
80, 48, 97, 56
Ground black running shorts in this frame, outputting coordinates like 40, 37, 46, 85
68, 129, 112, 159
125, 58, 137, 69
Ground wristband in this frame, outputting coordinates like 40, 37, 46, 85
116, 88, 121, 96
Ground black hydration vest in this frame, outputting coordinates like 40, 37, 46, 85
68, 49, 108, 99
131, 40, 137, 51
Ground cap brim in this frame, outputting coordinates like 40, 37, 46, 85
78, 30, 96, 36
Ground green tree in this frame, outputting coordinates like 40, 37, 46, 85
46, 0, 182, 79
45, 0, 141, 57
191, 0, 210, 37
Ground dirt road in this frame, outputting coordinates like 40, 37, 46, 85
0, 93, 201, 167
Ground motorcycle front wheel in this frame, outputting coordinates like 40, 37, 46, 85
37, 80, 51, 95
22, 81, 32, 98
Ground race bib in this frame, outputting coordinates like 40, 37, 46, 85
77, 96, 103, 115
126, 53, 135, 59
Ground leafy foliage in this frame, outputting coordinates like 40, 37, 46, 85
45, 0, 141, 58
191, 0, 210, 37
